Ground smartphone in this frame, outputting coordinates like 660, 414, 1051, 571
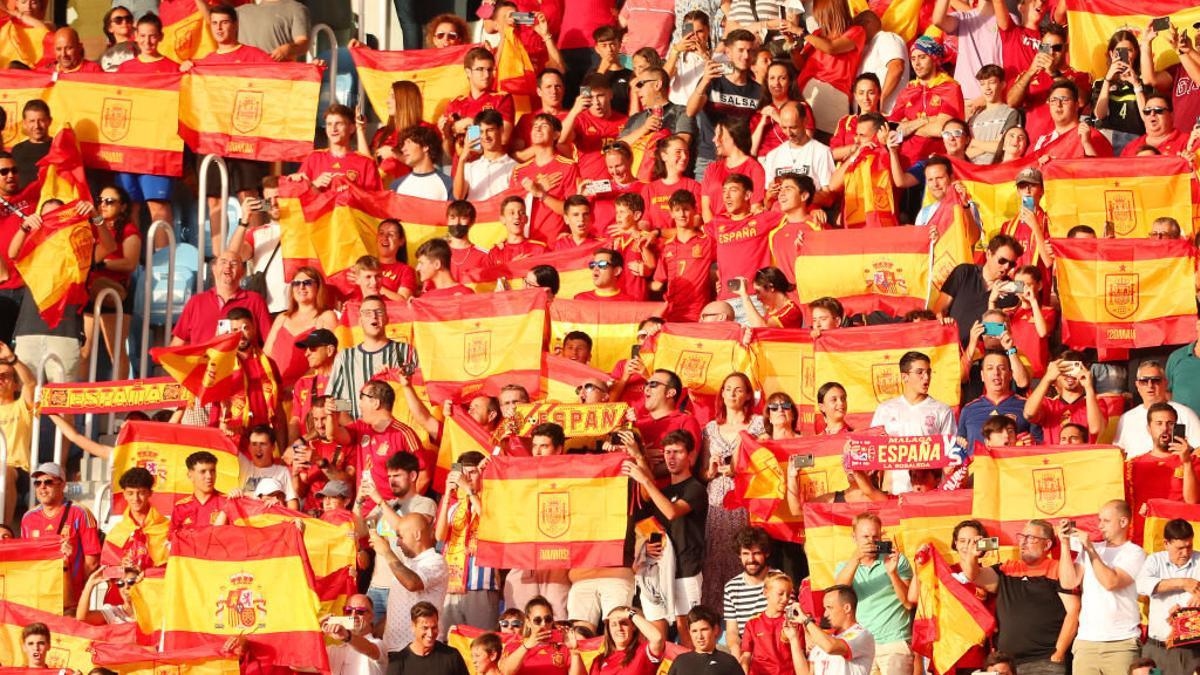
1151, 16, 1171, 32
466, 125, 482, 144
324, 616, 357, 631
726, 278, 744, 293
401, 361, 418, 377
1038, 42, 1053, 54
721, 454, 733, 466
648, 532, 663, 544
790, 454, 815, 470
1066, 520, 1077, 530
217, 319, 232, 334
1060, 361, 1083, 377
511, 11, 536, 24
630, 344, 641, 359
333, 399, 353, 413
1079, 115, 1097, 126
682, 23, 695, 37
1175, 423, 1188, 439
875, 540, 894, 556
786, 604, 805, 622
256, 198, 272, 213
983, 321, 1006, 337
1115, 47, 1130, 63
580, 86, 592, 98
886, 120, 900, 131
713, 53, 733, 75
1021, 195, 1036, 212
977, 537, 1000, 552
450, 462, 463, 473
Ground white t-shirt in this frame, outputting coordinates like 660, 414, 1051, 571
463, 154, 517, 200
869, 395, 956, 494
368, 496, 438, 589
237, 456, 298, 502
669, 52, 707, 107
761, 138, 835, 189
328, 635, 386, 675
857, 31, 910, 114
393, 171, 453, 201
810, 622, 875, 675
1077, 540, 1146, 642
382, 547, 449, 653
1115, 401, 1200, 459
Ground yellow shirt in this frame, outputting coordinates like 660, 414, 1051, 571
0, 399, 32, 471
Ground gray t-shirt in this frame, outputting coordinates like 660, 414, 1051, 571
236, 0, 310, 55
968, 104, 1020, 165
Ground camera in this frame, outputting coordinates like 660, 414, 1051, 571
875, 540, 894, 556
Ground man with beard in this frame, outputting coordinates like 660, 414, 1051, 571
723, 527, 778, 661
325, 295, 418, 418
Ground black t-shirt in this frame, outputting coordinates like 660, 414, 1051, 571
668, 650, 744, 675
387, 642, 469, 675
14, 286, 82, 341
993, 564, 1070, 663
638, 476, 708, 578
1091, 79, 1147, 136
942, 263, 989, 346
696, 76, 763, 161
11, 140, 50, 190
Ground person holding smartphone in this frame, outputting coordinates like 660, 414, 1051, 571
834, 512, 913, 675
323, 594, 384, 675
1127, 402, 1200, 542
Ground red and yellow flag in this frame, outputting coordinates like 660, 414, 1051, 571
896, 489, 975, 560
496, 26, 535, 115
794, 226, 930, 316
1143, 499, 1200, 555
0, 538, 64, 613
36, 377, 192, 415
0, 70, 51, 148
515, 401, 631, 453
1065, 0, 1200, 78
332, 298, 414, 348
179, 63, 323, 161
550, 298, 667, 373
541, 353, 612, 403
927, 196, 981, 294
162, 524, 328, 672
110, 420, 240, 514
90, 642, 240, 675
0, 15, 48, 69
641, 322, 752, 396
849, 0, 935, 41
150, 331, 243, 405
159, 0, 216, 64
468, 241, 602, 297
1043, 156, 1193, 238
814, 321, 960, 429
434, 410, 497, 492
0, 600, 138, 672
477, 453, 629, 570
746, 327, 817, 433
50, 72, 185, 176
410, 288, 549, 403
804, 501, 901, 587
911, 545, 996, 675
13, 201, 94, 328
27, 127, 92, 211
100, 506, 170, 573
950, 156, 1039, 241
971, 444, 1125, 551
350, 43, 474, 124
842, 146, 898, 228
732, 433, 851, 543
1050, 238, 1196, 351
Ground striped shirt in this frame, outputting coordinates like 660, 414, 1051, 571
723, 569, 778, 634
324, 340, 416, 417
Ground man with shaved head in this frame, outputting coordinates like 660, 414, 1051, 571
761, 102, 835, 190
1057, 500, 1145, 675
371, 513, 448, 658
699, 301, 735, 323
43, 28, 103, 74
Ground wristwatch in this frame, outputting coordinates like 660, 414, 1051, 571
1005, 347, 1017, 356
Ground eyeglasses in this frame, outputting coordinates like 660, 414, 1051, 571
588, 260, 614, 270
469, 66, 495, 73
1043, 43, 1065, 52
0, 167, 16, 176
1136, 376, 1164, 385
1047, 95, 1073, 104
358, 308, 386, 317
498, 619, 524, 628
435, 31, 458, 40
291, 278, 315, 288
529, 616, 551, 626
767, 402, 794, 411
995, 257, 1015, 268
941, 129, 965, 138
100, 197, 122, 205
33, 479, 58, 487
358, 392, 376, 400
1016, 533, 1050, 542
1143, 106, 1170, 116
344, 607, 370, 615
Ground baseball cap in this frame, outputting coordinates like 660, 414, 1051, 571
253, 478, 285, 498
31, 462, 64, 480
1015, 167, 1043, 186
295, 329, 338, 349
316, 480, 351, 498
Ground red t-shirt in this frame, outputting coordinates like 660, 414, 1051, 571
291, 371, 329, 427
93, 221, 141, 287
636, 410, 702, 455
1010, 306, 1056, 378
711, 213, 774, 299
21, 503, 102, 597
0, 194, 37, 289
830, 114, 858, 151
572, 110, 630, 179
998, 23, 1041, 85
379, 261, 418, 294
1121, 129, 1190, 157
488, 239, 549, 267
172, 288, 272, 345
169, 493, 230, 535
642, 178, 701, 233
118, 55, 180, 73
450, 245, 491, 280
346, 419, 427, 509
573, 288, 639, 301
1168, 64, 1200, 132
1019, 68, 1091, 144
796, 25, 867, 92
1028, 392, 1122, 444
1129, 452, 1200, 540
590, 178, 647, 235
420, 283, 476, 298
445, 91, 516, 124
299, 150, 382, 190
653, 231, 716, 321
741, 612, 803, 675
889, 74, 966, 167
514, 109, 569, 150
501, 632, 571, 675
553, 234, 601, 251
612, 359, 648, 417
766, 300, 804, 328
702, 157, 767, 219
512, 155, 580, 243
604, 231, 654, 300
589, 640, 661, 675
196, 44, 273, 65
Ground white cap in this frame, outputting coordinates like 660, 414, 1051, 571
253, 478, 285, 498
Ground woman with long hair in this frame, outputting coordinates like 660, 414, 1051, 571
262, 266, 338, 392
1093, 30, 1148, 155
830, 73, 881, 161
643, 135, 702, 232
752, 60, 811, 157
356, 80, 432, 184
994, 126, 1029, 164
792, 0, 867, 136
700, 117, 766, 221
817, 381, 851, 434
761, 392, 801, 439
84, 185, 142, 379
700, 372, 764, 606
425, 13, 469, 48
100, 5, 137, 71
568, 607, 664, 674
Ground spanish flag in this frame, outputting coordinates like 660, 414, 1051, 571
29, 127, 93, 211
495, 26, 535, 115
447, 624, 511, 675
332, 298, 414, 349
277, 180, 381, 294
1050, 238, 1196, 352
434, 409, 497, 493
971, 444, 1124, 551
927, 195, 981, 295
50, 72, 185, 177
477, 453, 630, 569
162, 524, 328, 672
949, 156, 1038, 241
0, 14, 48, 68
410, 288, 549, 403
150, 331, 243, 406
514, 401, 631, 453
90, 642, 240, 675
746, 327, 817, 433
732, 432, 850, 543
813, 321, 960, 429
541, 353, 612, 403
100, 506, 170, 574
1043, 156, 1193, 238
1065, 0, 1200, 78
0, 600, 138, 672
804, 501, 901, 587
469, 241, 602, 297
0, 538, 64, 613
640, 322, 752, 396
896, 489, 975, 560
1143, 499, 1200, 555
12, 201, 94, 328
793, 226, 930, 316
127, 567, 166, 643
350, 43, 474, 124
179, 62, 323, 162
109, 420, 241, 515
550, 298, 667, 373
159, 0, 216, 64
911, 545, 996, 675
842, 145, 898, 228
0, 70, 52, 148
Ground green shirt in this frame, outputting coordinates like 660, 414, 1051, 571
834, 555, 913, 644
1167, 342, 1200, 415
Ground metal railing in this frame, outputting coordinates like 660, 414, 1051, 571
309, 23, 340, 107
0, 429, 8, 527
85, 287, 125, 440
378, 0, 391, 49
28, 352, 65, 507
196, 154, 229, 292
139, 221, 177, 378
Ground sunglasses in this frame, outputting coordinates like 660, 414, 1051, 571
767, 402, 794, 411
1143, 106, 1169, 116
941, 129, 965, 138
113, 579, 137, 588
291, 278, 315, 288
100, 197, 122, 205
1137, 376, 1164, 385
588, 260, 614, 270
575, 383, 601, 395
435, 31, 458, 39
644, 381, 667, 390
499, 619, 524, 628
530, 616, 551, 625
995, 257, 1015, 268
33, 479, 59, 487
344, 607, 370, 615
0, 167, 16, 176
110, 14, 132, 23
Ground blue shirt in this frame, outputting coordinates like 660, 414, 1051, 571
957, 393, 1043, 450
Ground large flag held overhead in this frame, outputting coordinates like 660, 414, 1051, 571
0, 600, 137, 672
410, 288, 549, 403
179, 62, 323, 161
1043, 157, 1193, 238
950, 156, 1038, 239
971, 444, 1124, 552
550, 298, 667, 373
0, 538, 64, 613
0, 14, 49, 68
0, 70, 52, 147
477, 453, 629, 570
162, 524, 329, 672
350, 43, 474, 124
896, 489, 975, 559
150, 331, 243, 405
50, 72, 185, 176
793, 226, 931, 316
541, 353, 612, 404
434, 409, 497, 492
159, 0, 216, 63
467, 242, 602, 298
12, 202, 94, 328
1050, 238, 1196, 352
813, 321, 960, 428
514, 401, 631, 453
641, 322, 752, 396
1065, 0, 1200, 78
109, 420, 240, 514
911, 545, 995, 675
746, 327, 817, 432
